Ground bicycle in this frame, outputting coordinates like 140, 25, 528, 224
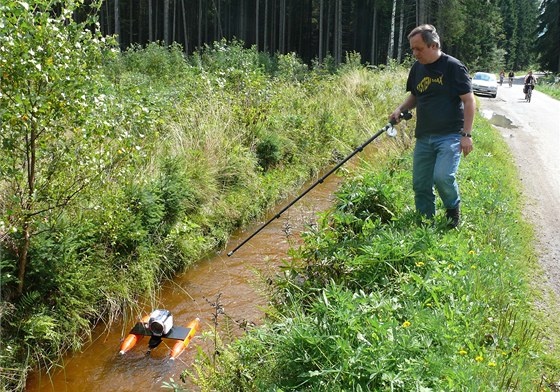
524, 84, 533, 102
509, 77, 513, 87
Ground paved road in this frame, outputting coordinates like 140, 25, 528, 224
476, 76, 560, 302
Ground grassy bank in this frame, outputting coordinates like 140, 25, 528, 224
187, 113, 560, 390
536, 73, 560, 100
1, 34, 410, 390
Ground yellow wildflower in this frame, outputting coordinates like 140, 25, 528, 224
468, 250, 475, 255
459, 350, 468, 356
471, 265, 477, 269
475, 355, 484, 362
402, 321, 411, 328
488, 362, 497, 367
415, 261, 425, 267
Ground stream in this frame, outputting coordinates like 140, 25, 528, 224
25, 163, 347, 392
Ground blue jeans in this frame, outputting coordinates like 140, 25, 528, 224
413, 133, 462, 217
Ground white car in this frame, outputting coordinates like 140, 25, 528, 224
472, 72, 498, 98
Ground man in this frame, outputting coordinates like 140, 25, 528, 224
390, 24, 475, 228
523, 71, 536, 99
508, 70, 515, 87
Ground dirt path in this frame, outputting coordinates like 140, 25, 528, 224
477, 77, 560, 309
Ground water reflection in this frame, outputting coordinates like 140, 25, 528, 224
480, 109, 517, 129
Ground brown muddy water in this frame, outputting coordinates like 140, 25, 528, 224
25, 164, 349, 391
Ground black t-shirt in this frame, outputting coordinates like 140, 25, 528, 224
406, 53, 472, 137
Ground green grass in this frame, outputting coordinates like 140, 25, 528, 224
536, 80, 560, 100
187, 113, 560, 391
536, 74, 560, 100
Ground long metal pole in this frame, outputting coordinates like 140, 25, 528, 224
227, 111, 412, 257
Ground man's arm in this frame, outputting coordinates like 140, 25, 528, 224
390, 94, 417, 123
460, 92, 476, 157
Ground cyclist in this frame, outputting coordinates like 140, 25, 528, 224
523, 71, 536, 101
508, 70, 514, 87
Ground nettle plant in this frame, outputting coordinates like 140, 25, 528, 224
0, 1, 140, 297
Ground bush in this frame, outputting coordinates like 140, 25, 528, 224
256, 133, 283, 171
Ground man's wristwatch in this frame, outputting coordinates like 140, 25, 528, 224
461, 132, 472, 138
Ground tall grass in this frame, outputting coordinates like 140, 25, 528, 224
188, 112, 560, 390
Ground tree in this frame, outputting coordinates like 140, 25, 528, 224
164, 0, 170, 45
446, 0, 504, 70
319, 0, 324, 61
370, 1, 379, 64
334, 0, 343, 64
536, 0, 559, 72
0, 0, 133, 297
387, 0, 397, 63
498, 0, 519, 69
513, 0, 539, 69
417, 0, 428, 24
435, 0, 467, 58
114, 0, 120, 46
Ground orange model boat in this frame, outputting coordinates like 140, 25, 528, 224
119, 310, 200, 358
169, 317, 200, 360
119, 315, 150, 355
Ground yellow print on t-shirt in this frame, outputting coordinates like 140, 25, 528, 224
417, 75, 443, 93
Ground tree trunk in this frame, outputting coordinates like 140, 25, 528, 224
271, 0, 276, 52
17, 116, 38, 296
149, 0, 153, 41
397, 0, 404, 62
172, 0, 177, 44
256, 0, 260, 49
182, 0, 188, 53
264, 0, 268, 52
370, 3, 377, 64
319, 0, 324, 62
417, 0, 428, 25
137, 0, 144, 45
114, 0, 120, 47
334, 0, 339, 64
387, 0, 397, 64
279, 0, 286, 53
198, 0, 202, 47
102, 0, 110, 35
129, 0, 133, 46
240, 0, 245, 41
163, 0, 170, 45
16, 222, 30, 296
326, 0, 331, 57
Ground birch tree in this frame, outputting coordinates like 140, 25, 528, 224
387, 0, 397, 63
0, 0, 137, 297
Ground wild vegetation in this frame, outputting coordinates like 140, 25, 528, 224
185, 112, 560, 391
1, 2, 409, 390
